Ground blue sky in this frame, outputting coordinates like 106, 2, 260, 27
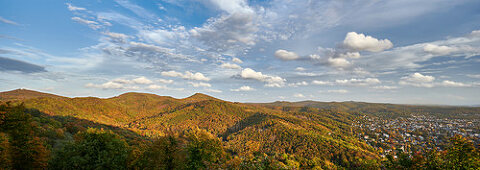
1, 0, 480, 105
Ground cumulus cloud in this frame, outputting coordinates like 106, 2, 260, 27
157, 79, 174, 84
327, 57, 351, 68
356, 30, 480, 71
239, 68, 286, 87
188, 82, 212, 87
399, 73, 435, 87
131, 76, 153, 84
86, 82, 127, 89
183, 71, 210, 81
231, 85, 255, 91
342, 32, 393, 52
221, 63, 241, 69
232, 57, 243, 63
161, 71, 210, 81
85, 76, 169, 90
161, 70, 183, 77
423, 44, 457, 55
274, 49, 300, 60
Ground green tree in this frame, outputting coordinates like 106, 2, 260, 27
184, 128, 227, 170
0, 132, 12, 169
50, 128, 129, 170
444, 135, 480, 169
136, 132, 184, 170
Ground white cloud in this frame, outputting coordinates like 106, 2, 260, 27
342, 32, 393, 52
274, 49, 299, 60
183, 71, 210, 81
288, 81, 308, 87
71, 17, 101, 30
189, 8, 258, 54
131, 76, 153, 84
221, 63, 241, 69
231, 85, 255, 91
161, 70, 183, 77
440, 80, 471, 87
157, 79, 174, 84
232, 57, 243, 64
335, 78, 381, 86
373, 85, 398, 90
293, 93, 305, 98
399, 73, 435, 87
295, 67, 306, 71
311, 80, 333, 85
402, 73, 435, 83
327, 57, 351, 68
357, 30, 480, 71
161, 71, 210, 81
338, 52, 361, 59
146, 84, 184, 91
239, 68, 286, 87
0, 16, 19, 25
205, 89, 222, 93
86, 82, 125, 89
327, 89, 348, 94
110, 76, 153, 85
66, 3, 86, 11
423, 44, 457, 55
147, 84, 168, 90
188, 82, 212, 87
139, 27, 188, 46
103, 32, 129, 43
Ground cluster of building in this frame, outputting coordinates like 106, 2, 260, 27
352, 115, 480, 156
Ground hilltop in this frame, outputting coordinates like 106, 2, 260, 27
0, 88, 64, 100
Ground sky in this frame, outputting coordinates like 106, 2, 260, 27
0, 0, 480, 105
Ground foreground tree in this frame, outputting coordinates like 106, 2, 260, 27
184, 128, 227, 170
135, 131, 184, 170
444, 135, 480, 169
50, 128, 129, 170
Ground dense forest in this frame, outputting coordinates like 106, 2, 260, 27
0, 89, 479, 169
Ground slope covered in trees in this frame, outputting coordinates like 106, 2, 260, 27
0, 89, 479, 169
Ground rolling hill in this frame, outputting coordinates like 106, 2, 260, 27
1, 89, 479, 169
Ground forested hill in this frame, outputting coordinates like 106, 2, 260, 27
252, 100, 480, 118
0, 89, 479, 169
